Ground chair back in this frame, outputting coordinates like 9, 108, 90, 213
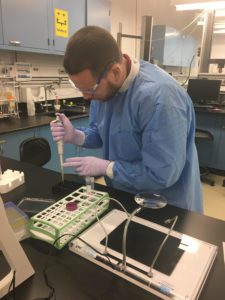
20, 137, 51, 167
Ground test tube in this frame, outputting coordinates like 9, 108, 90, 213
85, 176, 95, 194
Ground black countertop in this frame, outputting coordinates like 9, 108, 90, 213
1, 106, 224, 136
1, 156, 225, 300
0, 113, 88, 135
194, 105, 225, 114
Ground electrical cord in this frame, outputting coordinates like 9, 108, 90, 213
6, 270, 16, 300
181, 54, 195, 87
94, 196, 130, 256
31, 231, 116, 300
148, 216, 178, 277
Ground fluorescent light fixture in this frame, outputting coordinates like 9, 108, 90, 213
215, 9, 225, 16
176, 1, 225, 11
214, 29, 225, 33
197, 20, 225, 28
214, 23, 225, 28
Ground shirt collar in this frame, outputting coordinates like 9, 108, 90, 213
118, 58, 140, 93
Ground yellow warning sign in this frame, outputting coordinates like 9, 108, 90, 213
55, 8, 68, 38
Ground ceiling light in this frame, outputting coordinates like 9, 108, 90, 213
213, 29, 225, 33
215, 9, 225, 16
176, 1, 225, 11
197, 20, 225, 28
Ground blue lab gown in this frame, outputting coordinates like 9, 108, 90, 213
81, 60, 203, 213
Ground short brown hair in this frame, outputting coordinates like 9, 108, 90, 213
63, 26, 122, 76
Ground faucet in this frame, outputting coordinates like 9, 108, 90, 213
44, 84, 55, 112
43, 78, 62, 112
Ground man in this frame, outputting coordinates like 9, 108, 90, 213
50, 26, 203, 212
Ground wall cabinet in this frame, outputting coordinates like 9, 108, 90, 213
87, 0, 111, 32
0, 1, 3, 45
0, 0, 110, 55
49, 0, 86, 53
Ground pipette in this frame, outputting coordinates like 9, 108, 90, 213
53, 97, 64, 183
57, 131, 64, 183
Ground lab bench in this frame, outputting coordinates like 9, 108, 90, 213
0, 156, 225, 300
0, 114, 103, 174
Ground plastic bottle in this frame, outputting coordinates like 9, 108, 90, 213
27, 97, 36, 116
6, 91, 15, 114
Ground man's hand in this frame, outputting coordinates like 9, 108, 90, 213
63, 156, 111, 177
50, 113, 85, 145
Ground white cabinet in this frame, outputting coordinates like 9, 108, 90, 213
152, 25, 196, 67
0, 1, 3, 45
87, 0, 111, 31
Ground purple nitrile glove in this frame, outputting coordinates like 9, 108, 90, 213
63, 156, 111, 177
50, 113, 85, 145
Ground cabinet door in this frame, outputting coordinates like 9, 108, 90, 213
213, 116, 225, 171
1, 0, 49, 50
50, 0, 86, 53
0, 129, 37, 160
87, 0, 111, 31
0, 1, 3, 45
195, 112, 219, 168
38, 120, 82, 174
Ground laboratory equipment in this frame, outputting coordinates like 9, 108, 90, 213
53, 101, 64, 183
0, 195, 34, 299
52, 118, 64, 182
187, 79, 221, 104
0, 169, 25, 194
134, 193, 167, 209
121, 193, 168, 273
17, 197, 56, 216
4, 202, 29, 241
0, 81, 19, 119
57, 135, 64, 183
69, 209, 217, 300
20, 87, 45, 103
85, 176, 95, 193
28, 186, 110, 249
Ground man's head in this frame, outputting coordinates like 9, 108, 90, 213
64, 26, 126, 101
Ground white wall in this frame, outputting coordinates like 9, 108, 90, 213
110, 0, 199, 58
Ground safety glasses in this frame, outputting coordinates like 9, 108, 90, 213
69, 61, 116, 95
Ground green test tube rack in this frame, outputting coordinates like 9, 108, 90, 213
28, 186, 109, 249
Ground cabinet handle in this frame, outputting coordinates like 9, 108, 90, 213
9, 40, 21, 46
0, 140, 6, 155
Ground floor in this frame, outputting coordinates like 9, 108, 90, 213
95, 175, 225, 222
202, 174, 225, 221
